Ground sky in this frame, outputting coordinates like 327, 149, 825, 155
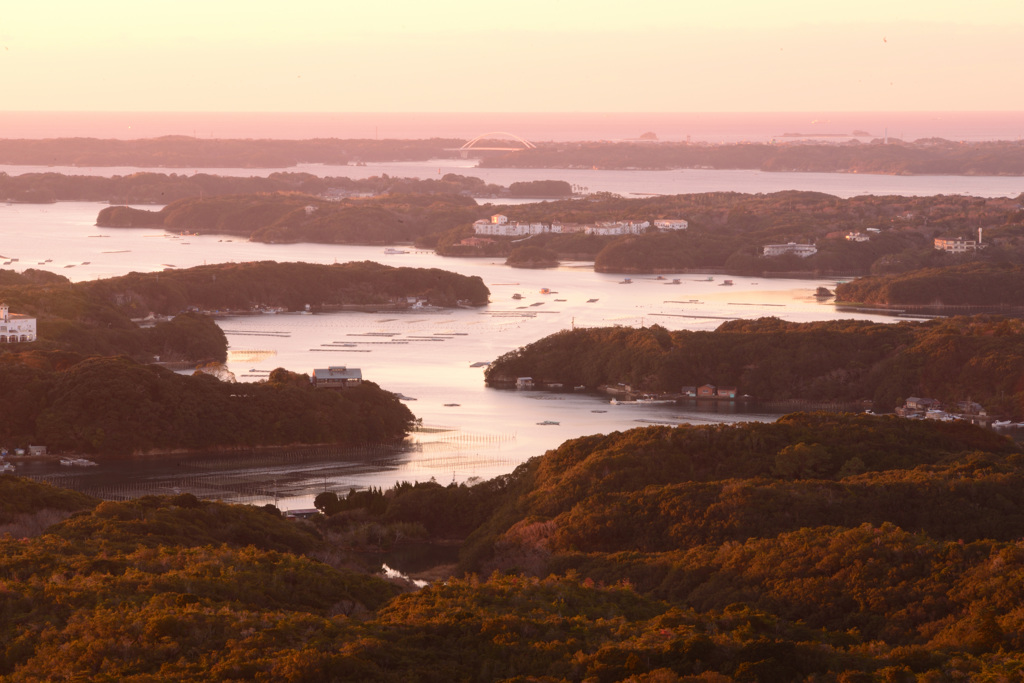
2, 0, 1023, 112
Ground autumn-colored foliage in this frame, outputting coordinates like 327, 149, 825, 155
6, 411, 1024, 679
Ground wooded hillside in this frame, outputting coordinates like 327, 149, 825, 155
8, 413, 1024, 679
485, 316, 1024, 417
836, 262, 1024, 307
0, 357, 414, 455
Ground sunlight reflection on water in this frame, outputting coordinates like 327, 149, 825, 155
6, 201, 901, 509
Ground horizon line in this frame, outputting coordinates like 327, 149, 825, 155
3, 109, 1024, 115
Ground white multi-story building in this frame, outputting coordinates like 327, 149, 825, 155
472, 219, 562, 236
934, 237, 978, 253
584, 221, 651, 236
0, 303, 36, 343
654, 219, 688, 230
762, 242, 818, 258
472, 216, 680, 237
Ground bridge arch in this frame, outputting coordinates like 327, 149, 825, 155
460, 132, 537, 150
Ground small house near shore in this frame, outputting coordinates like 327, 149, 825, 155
312, 366, 362, 389
697, 384, 739, 399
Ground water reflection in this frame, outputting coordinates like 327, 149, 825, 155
5, 202, 895, 509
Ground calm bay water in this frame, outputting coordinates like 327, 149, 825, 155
2, 201, 900, 508
2, 114, 1017, 516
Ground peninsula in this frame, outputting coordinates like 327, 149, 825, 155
484, 316, 1024, 418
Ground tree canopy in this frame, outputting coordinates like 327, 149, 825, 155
486, 316, 1024, 417
7, 411, 1024, 679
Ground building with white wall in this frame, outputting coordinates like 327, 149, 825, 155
654, 219, 688, 230
0, 303, 36, 343
472, 219, 562, 236
585, 221, 651, 236
472, 216, 681, 237
762, 242, 818, 258
934, 237, 978, 253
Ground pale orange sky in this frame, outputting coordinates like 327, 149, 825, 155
2, 0, 1022, 112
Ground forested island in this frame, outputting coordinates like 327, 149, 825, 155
0, 261, 488, 454
485, 316, 1024, 418
438, 190, 1024, 276
0, 170, 571, 204
82, 260, 490, 315
90, 188, 1024, 277
0, 358, 413, 456
0, 261, 488, 359
480, 138, 1024, 175
96, 192, 483, 246
7, 412, 1024, 678
0, 137, 463, 168
8, 164, 1021, 279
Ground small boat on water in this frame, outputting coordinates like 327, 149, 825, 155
611, 397, 677, 405
620, 278, 632, 284
384, 248, 409, 255
719, 280, 734, 286
511, 293, 523, 300
537, 420, 560, 426
443, 403, 460, 407
666, 279, 682, 285
0, 460, 14, 473
540, 288, 551, 294
587, 298, 599, 303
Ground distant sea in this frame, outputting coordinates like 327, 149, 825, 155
1, 111, 1022, 143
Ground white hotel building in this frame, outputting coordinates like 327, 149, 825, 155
473, 215, 686, 237
1, 303, 36, 343
762, 242, 818, 258
472, 215, 561, 237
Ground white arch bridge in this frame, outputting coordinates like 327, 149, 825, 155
450, 132, 536, 157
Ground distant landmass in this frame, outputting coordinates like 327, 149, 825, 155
2, 135, 1024, 175
479, 138, 1024, 175
780, 129, 872, 137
